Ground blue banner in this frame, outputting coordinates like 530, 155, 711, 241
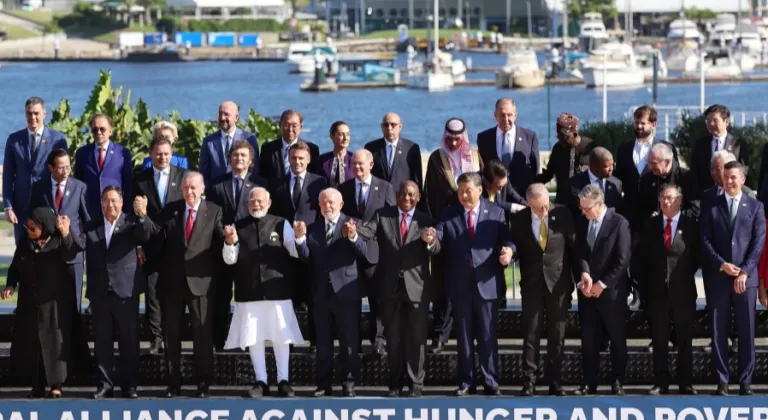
1, 397, 767, 420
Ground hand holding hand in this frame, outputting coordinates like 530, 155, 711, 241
721, 262, 741, 276
590, 281, 605, 298
421, 227, 436, 244
499, 246, 514, 265
134, 196, 148, 217
223, 225, 238, 245
734, 273, 747, 294
4, 209, 17, 224
136, 247, 146, 265
0, 286, 14, 300
579, 273, 593, 297
293, 221, 307, 238
345, 220, 357, 239
56, 215, 70, 236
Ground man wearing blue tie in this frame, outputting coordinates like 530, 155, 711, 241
3, 97, 68, 244
423, 172, 515, 396
700, 161, 766, 396
198, 101, 260, 185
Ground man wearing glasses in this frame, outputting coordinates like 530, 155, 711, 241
365, 113, 423, 193
74, 114, 133, 218
259, 109, 321, 181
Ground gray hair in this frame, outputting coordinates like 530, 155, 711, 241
578, 184, 605, 206
152, 121, 179, 141
495, 98, 516, 111
319, 187, 342, 202
650, 142, 674, 161
457, 172, 483, 188
659, 183, 682, 197
589, 147, 613, 166
710, 150, 736, 167
526, 183, 549, 201
182, 171, 204, 185
248, 186, 270, 200
352, 148, 373, 162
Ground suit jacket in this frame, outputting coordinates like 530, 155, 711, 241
140, 200, 225, 296
636, 213, 700, 301
142, 154, 188, 170
568, 171, 623, 218
703, 185, 754, 210
691, 133, 749, 194
318, 151, 354, 187
614, 138, 678, 221
198, 129, 260, 185
296, 214, 368, 302
74, 141, 133, 217
576, 209, 632, 290
3, 126, 68, 219
635, 163, 700, 233
364, 137, 423, 191
481, 181, 526, 214
268, 172, 327, 224
28, 176, 91, 264
356, 206, 438, 302
700, 193, 766, 288
132, 165, 186, 220
207, 171, 269, 225
258, 138, 321, 181
510, 205, 579, 294
84, 213, 151, 300
433, 199, 514, 301
477, 125, 540, 196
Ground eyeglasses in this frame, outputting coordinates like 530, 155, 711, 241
660, 195, 680, 202
91, 126, 109, 133
381, 122, 399, 127
579, 203, 598, 212
24, 224, 40, 231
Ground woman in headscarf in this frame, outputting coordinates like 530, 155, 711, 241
1, 208, 88, 398
422, 118, 481, 352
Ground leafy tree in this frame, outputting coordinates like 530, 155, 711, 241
685, 7, 717, 23
568, 0, 618, 20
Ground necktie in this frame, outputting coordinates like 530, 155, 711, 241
156, 171, 167, 207
283, 146, 291, 175
358, 182, 367, 216
717, 186, 723, 196
568, 147, 576, 178
587, 220, 597, 249
539, 219, 548, 251
98, 147, 105, 171
30, 133, 38, 157
185, 209, 195, 242
596, 178, 605, 192
326, 221, 335, 245
234, 177, 243, 204
400, 212, 408, 243
55, 183, 63, 212
292, 176, 302, 209
664, 218, 672, 251
501, 132, 513, 167
488, 194, 495, 203
714, 137, 721, 152
467, 210, 475, 239
225, 135, 232, 154
389, 144, 396, 169
729, 198, 737, 224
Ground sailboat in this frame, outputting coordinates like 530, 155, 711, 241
406, 0, 454, 92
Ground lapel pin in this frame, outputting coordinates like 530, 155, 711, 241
397, 150, 402, 154
518, 137, 522, 142
727, 145, 733, 151
115, 227, 119, 231
65, 191, 70, 196
174, 211, 178, 216
483, 209, 488, 214
678, 230, 683, 234
651, 182, 655, 187
41, 139, 47, 144
246, 183, 252, 188
743, 203, 747, 207
171, 182, 176, 186
374, 186, 379, 191
552, 216, 556, 221
109, 150, 114, 154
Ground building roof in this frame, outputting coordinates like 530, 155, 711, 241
546, 0, 750, 13
166, 0, 285, 8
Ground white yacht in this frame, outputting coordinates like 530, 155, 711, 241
709, 14, 737, 46
667, 19, 705, 43
286, 42, 313, 64
502, 49, 545, 88
580, 42, 646, 87
682, 52, 743, 78
577, 12, 611, 53
288, 46, 337, 74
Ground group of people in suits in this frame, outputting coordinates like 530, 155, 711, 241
2, 94, 766, 400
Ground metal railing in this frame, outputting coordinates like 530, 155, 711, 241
626, 106, 768, 141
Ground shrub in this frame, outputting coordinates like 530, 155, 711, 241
579, 119, 635, 155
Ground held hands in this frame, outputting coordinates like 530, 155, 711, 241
342, 220, 357, 240
223, 225, 238, 245
759, 287, 768, 307
421, 227, 437, 245
293, 221, 307, 239
734, 273, 747, 294
579, 273, 593, 297
4, 209, 17, 224
721, 262, 741, 277
56, 215, 70, 237
499, 246, 514, 266
133, 196, 148, 217
136, 247, 146, 265
0, 286, 14, 300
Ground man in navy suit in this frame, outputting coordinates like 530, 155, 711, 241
3, 97, 68, 244
206, 140, 268, 350
198, 101, 260, 185
423, 172, 515, 396
568, 147, 623, 218
29, 149, 91, 312
476, 98, 540, 196
295, 188, 367, 397
691, 104, 749, 195
84, 186, 150, 399
574, 184, 632, 396
364, 113, 423, 192
259, 110, 322, 181
74, 114, 133, 218
700, 161, 765, 396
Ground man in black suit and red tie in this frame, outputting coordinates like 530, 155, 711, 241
691, 104, 749, 195
636, 184, 699, 396
259, 110, 322, 181
364, 113, 423, 192
477, 98, 540, 196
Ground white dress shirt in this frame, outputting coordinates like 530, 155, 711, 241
712, 132, 728, 153
185, 200, 202, 224
496, 125, 517, 159
531, 212, 548, 242
94, 140, 111, 162
222, 219, 299, 264
633, 139, 653, 174
221, 129, 236, 153
104, 216, 119, 247
355, 175, 373, 204
663, 212, 681, 243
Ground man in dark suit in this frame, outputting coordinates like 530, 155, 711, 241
635, 184, 699, 395
295, 188, 367, 397
614, 105, 679, 230
339, 149, 396, 354
198, 101, 260, 185
702, 151, 756, 207
131, 136, 186, 354
568, 147, 623, 218
574, 184, 632, 396
691, 104, 749, 195
206, 140, 268, 350
364, 112, 423, 192
74, 114, 133, 218
537, 113, 595, 205
259, 110, 321, 181
700, 161, 765, 396
134, 171, 225, 398
29, 149, 91, 312
424, 172, 515, 396
357, 180, 437, 397
510, 183, 578, 397
477, 98, 540, 196
3, 97, 68, 244
85, 186, 150, 399
481, 159, 527, 218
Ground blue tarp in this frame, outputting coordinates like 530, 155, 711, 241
207, 32, 237, 47
174, 31, 204, 47
238, 33, 261, 47
143, 32, 167, 46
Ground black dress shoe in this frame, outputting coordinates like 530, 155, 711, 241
484, 387, 501, 396
430, 341, 445, 354
387, 389, 400, 398
278, 380, 295, 397
248, 381, 269, 398
573, 385, 596, 396
342, 387, 356, 397
314, 386, 332, 397
196, 384, 210, 398
93, 388, 114, 399
374, 341, 387, 355
679, 385, 698, 395
454, 386, 473, 396
549, 384, 566, 396
122, 388, 138, 399
648, 385, 669, 395
740, 384, 753, 396
408, 385, 423, 397
27, 388, 45, 398
520, 383, 535, 396
716, 383, 729, 396
308, 345, 317, 354
165, 387, 181, 398
612, 382, 625, 396
148, 340, 164, 355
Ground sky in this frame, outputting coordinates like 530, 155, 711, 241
546, 0, 754, 13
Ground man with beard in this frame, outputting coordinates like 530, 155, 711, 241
222, 187, 303, 398
567, 147, 623, 219
537, 113, 596, 205
198, 101, 260, 185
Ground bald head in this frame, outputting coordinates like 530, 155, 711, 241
526, 183, 550, 219
352, 149, 374, 181
218, 101, 239, 133
381, 112, 403, 142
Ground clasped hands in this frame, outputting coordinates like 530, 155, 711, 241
578, 273, 605, 298
721, 262, 748, 294
292, 220, 358, 241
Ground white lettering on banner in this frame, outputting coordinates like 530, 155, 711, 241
62, 411, 76, 420
156, 411, 183, 420
352, 410, 371, 420
291, 411, 307, 420
0, 413, 37, 420
513, 408, 531, 420
570, 409, 587, 420
623, 408, 644, 420
405, 409, 429, 420
655, 408, 768, 420
373, 409, 396, 420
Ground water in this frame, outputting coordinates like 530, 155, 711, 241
1, 52, 765, 164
